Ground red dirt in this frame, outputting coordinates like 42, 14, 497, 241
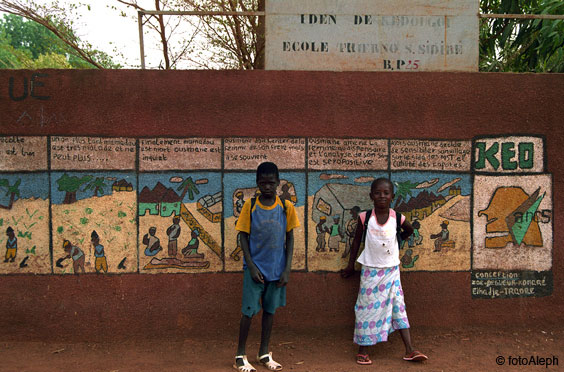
3, 325, 562, 371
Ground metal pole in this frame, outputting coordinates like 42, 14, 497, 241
480, 14, 564, 20
142, 10, 265, 16
138, 11, 146, 69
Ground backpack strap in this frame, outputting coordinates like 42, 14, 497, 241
395, 209, 403, 249
359, 209, 373, 245
249, 197, 256, 224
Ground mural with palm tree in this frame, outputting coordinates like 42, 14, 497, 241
177, 177, 200, 201
393, 180, 418, 208
0, 178, 21, 210
56, 174, 92, 204
83, 177, 108, 197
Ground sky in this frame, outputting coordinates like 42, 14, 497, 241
65, 1, 150, 68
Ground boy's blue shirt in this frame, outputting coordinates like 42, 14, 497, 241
236, 196, 300, 281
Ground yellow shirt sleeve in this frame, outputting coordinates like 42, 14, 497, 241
235, 199, 252, 234
284, 199, 300, 232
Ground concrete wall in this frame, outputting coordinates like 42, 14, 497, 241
0, 70, 563, 341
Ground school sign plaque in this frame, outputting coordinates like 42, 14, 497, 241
265, 0, 479, 71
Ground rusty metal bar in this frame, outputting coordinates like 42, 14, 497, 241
141, 10, 265, 16
480, 14, 564, 20
138, 11, 146, 70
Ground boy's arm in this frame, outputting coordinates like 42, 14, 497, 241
238, 231, 264, 283
341, 216, 364, 278
278, 230, 294, 287
400, 219, 414, 241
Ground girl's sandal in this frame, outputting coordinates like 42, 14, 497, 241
356, 353, 373, 365
233, 355, 256, 372
257, 352, 283, 371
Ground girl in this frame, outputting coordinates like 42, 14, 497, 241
341, 178, 428, 365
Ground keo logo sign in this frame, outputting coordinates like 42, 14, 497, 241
474, 136, 544, 173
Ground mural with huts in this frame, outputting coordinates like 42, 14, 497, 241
307, 171, 471, 272
307, 172, 386, 272
223, 172, 306, 273
138, 172, 222, 273
391, 172, 472, 271
51, 172, 137, 274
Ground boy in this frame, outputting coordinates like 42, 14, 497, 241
234, 162, 300, 372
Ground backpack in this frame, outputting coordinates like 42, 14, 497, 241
358, 209, 403, 249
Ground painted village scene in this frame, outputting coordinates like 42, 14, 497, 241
0, 135, 553, 294
51, 172, 138, 274
307, 171, 471, 272
138, 172, 222, 273
0, 173, 50, 274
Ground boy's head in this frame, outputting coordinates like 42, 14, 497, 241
6, 227, 14, 237
256, 162, 280, 198
256, 162, 279, 183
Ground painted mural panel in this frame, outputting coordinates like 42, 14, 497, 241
139, 138, 221, 171
0, 134, 555, 299
0, 173, 50, 274
0, 136, 47, 171
308, 138, 388, 170
472, 174, 552, 271
391, 172, 472, 271
474, 136, 544, 174
138, 172, 222, 273
50, 136, 136, 170
51, 171, 137, 274
265, 0, 479, 71
307, 171, 386, 272
224, 138, 306, 170
391, 139, 471, 171
223, 172, 306, 272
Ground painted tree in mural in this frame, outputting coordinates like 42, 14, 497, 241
393, 181, 418, 209
177, 177, 200, 201
57, 174, 93, 204
0, 178, 21, 210
83, 177, 107, 197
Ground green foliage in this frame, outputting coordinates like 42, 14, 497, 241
480, 0, 564, 72
0, 6, 120, 69
57, 174, 92, 193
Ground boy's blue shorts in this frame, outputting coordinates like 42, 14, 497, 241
241, 268, 286, 317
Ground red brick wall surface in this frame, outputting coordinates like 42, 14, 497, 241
0, 70, 563, 341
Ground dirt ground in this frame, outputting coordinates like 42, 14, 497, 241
2, 325, 562, 372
